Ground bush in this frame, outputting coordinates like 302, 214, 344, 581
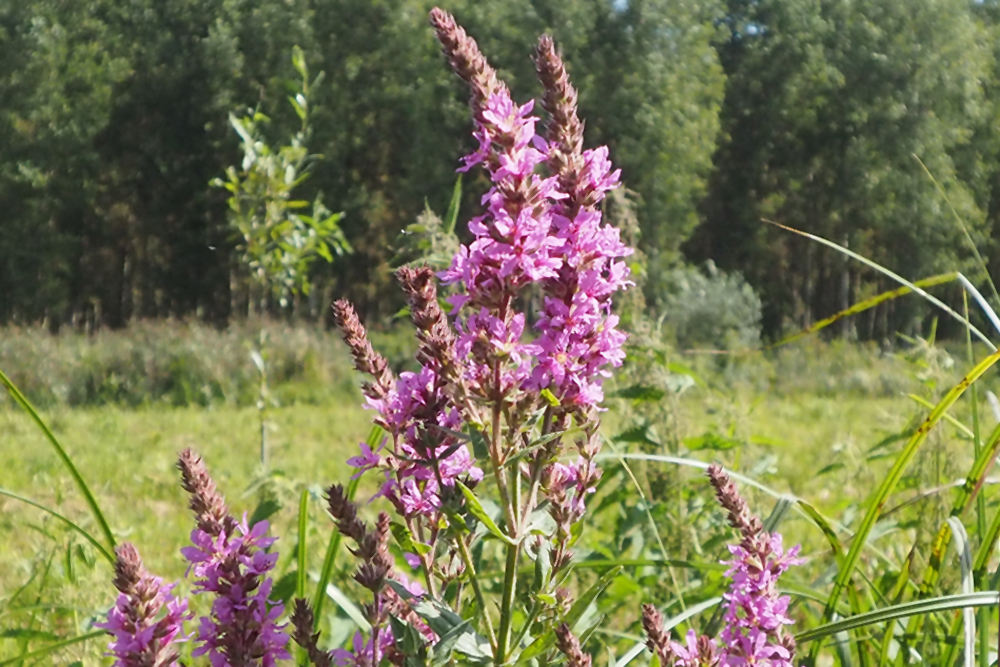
0, 320, 359, 408
651, 260, 762, 350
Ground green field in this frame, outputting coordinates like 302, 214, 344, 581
2, 327, 996, 664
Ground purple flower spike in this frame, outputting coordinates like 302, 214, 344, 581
97, 543, 191, 667
331, 630, 395, 667
177, 450, 291, 667
183, 518, 291, 667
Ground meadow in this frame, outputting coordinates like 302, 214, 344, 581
1, 320, 992, 665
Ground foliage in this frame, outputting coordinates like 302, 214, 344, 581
0, 0, 726, 328
215, 46, 349, 311
0, 320, 358, 409
691, 0, 996, 336
653, 261, 762, 351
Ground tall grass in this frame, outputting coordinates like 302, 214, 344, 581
6, 248, 1000, 664
0, 320, 364, 408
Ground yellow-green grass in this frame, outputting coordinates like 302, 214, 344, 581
0, 404, 371, 580
0, 391, 927, 589
0, 380, 991, 663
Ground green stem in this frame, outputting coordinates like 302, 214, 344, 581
0, 368, 116, 555
490, 401, 517, 532
456, 536, 497, 653
510, 599, 542, 654
497, 542, 520, 664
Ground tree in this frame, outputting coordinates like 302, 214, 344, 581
688, 0, 993, 337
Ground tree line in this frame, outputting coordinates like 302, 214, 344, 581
2, 0, 999, 339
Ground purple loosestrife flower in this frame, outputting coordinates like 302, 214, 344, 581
529, 35, 632, 410
555, 624, 592, 667
711, 464, 801, 667
719, 532, 802, 667
177, 449, 290, 667
97, 543, 191, 667
641, 467, 803, 667
331, 631, 395, 667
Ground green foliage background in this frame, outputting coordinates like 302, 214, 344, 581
3, 0, 1000, 337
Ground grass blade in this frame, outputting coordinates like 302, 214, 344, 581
297, 488, 309, 602
0, 489, 114, 565
819, 348, 1000, 633
598, 453, 855, 542
945, 517, 975, 667
771, 273, 960, 348
913, 420, 1000, 597
323, 581, 370, 630
311, 426, 377, 628
763, 221, 996, 350
913, 153, 1000, 317
443, 175, 462, 234
0, 368, 116, 553
943, 492, 1000, 665
797, 593, 999, 644
0, 629, 104, 666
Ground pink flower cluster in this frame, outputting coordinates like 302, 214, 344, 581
548, 457, 600, 519
442, 89, 632, 408
332, 631, 395, 667
350, 365, 484, 518
96, 569, 191, 667
181, 517, 291, 666
717, 533, 803, 666
530, 155, 632, 406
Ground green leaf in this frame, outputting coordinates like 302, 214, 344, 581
456, 482, 515, 545
684, 431, 741, 452
762, 497, 794, 533
391, 521, 432, 555
444, 176, 462, 235
0, 489, 113, 565
540, 388, 560, 407
248, 498, 282, 527
505, 427, 582, 469
532, 542, 551, 593
796, 593, 999, 644
0, 368, 116, 555
325, 581, 371, 630
613, 425, 659, 446
272, 570, 298, 604
517, 566, 623, 663
431, 618, 492, 663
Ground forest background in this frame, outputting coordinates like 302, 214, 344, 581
6, 0, 1000, 341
